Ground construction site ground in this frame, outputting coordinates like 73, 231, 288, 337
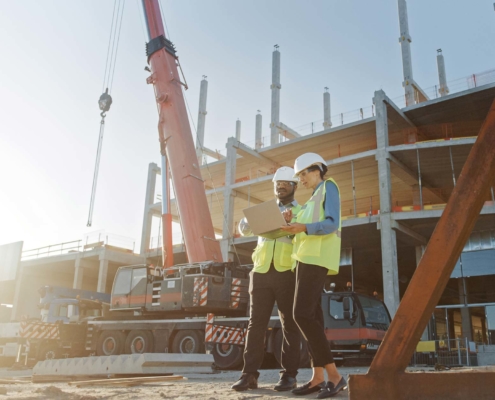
0, 365, 490, 399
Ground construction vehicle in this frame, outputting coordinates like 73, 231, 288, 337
15, 0, 391, 369
0, 286, 109, 364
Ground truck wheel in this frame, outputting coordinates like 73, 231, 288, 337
96, 331, 125, 356
37, 342, 61, 361
124, 330, 154, 354
171, 330, 205, 354
273, 329, 310, 368
211, 344, 244, 370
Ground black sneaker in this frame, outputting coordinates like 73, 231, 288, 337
316, 376, 348, 399
231, 374, 258, 391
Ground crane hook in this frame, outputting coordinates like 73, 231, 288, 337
98, 88, 113, 116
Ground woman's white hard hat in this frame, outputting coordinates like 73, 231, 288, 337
272, 166, 299, 183
293, 153, 327, 177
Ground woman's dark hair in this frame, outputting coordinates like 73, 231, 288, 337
307, 164, 328, 179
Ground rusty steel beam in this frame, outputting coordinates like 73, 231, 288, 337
349, 98, 495, 400
350, 369, 495, 400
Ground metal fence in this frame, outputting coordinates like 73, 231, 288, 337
410, 338, 478, 367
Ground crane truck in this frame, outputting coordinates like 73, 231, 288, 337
18, 0, 392, 370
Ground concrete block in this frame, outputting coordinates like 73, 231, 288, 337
33, 353, 213, 377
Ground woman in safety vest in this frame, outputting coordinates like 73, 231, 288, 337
280, 152, 346, 399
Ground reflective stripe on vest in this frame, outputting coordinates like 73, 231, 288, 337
251, 203, 302, 273
292, 178, 341, 274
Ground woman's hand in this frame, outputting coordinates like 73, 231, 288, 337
280, 222, 307, 234
282, 209, 293, 223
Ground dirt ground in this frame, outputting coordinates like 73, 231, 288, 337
0, 367, 368, 399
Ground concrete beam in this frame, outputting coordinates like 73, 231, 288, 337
326, 149, 377, 167
277, 122, 301, 139
231, 139, 279, 168
391, 220, 427, 245
387, 137, 476, 153
411, 79, 430, 103
202, 147, 225, 160
383, 96, 415, 129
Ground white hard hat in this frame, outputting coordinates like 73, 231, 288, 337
272, 166, 299, 183
293, 153, 327, 176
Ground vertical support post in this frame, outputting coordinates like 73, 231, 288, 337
97, 258, 109, 293
437, 49, 449, 97
140, 163, 159, 254
270, 45, 281, 145
449, 146, 457, 186
416, 149, 423, 209
73, 256, 84, 290
196, 77, 208, 165
235, 119, 241, 142
161, 153, 174, 268
222, 137, 237, 261
323, 87, 332, 129
397, 0, 415, 106
351, 160, 357, 216
374, 90, 400, 317
255, 111, 262, 149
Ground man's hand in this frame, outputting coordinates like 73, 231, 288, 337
280, 222, 306, 234
282, 208, 293, 223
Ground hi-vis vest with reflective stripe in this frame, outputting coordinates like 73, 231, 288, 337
251, 203, 302, 273
292, 178, 341, 275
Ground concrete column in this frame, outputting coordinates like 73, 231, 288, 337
73, 257, 84, 290
397, 0, 415, 106
196, 77, 208, 164
97, 258, 109, 293
436, 49, 449, 97
235, 119, 241, 142
374, 90, 400, 317
270, 45, 281, 145
323, 88, 332, 129
222, 137, 237, 261
140, 163, 159, 254
415, 245, 425, 267
255, 111, 262, 149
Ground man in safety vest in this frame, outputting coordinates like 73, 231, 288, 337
231, 166, 302, 392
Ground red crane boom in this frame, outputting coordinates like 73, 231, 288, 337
141, 0, 222, 264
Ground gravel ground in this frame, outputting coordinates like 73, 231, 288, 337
0, 367, 368, 399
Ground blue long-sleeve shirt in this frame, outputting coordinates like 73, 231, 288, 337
305, 180, 340, 235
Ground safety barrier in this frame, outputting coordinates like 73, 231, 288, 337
409, 338, 478, 367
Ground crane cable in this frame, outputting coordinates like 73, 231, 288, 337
87, 0, 126, 227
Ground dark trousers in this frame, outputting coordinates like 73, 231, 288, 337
242, 265, 301, 379
293, 261, 334, 368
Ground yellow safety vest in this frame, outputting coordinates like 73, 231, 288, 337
292, 178, 341, 275
251, 203, 302, 273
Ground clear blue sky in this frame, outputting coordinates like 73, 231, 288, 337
0, 0, 494, 252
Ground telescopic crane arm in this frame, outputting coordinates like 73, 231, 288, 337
141, 0, 222, 263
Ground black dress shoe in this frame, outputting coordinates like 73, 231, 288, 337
291, 381, 325, 396
274, 375, 297, 391
231, 374, 258, 391
316, 377, 348, 399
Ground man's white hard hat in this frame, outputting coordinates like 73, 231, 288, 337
272, 166, 299, 183
293, 153, 327, 177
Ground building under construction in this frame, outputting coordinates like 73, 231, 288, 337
2, 0, 495, 350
